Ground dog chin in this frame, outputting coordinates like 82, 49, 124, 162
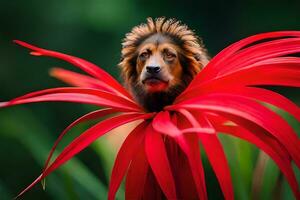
143, 78, 169, 92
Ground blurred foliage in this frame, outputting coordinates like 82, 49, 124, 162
0, 0, 300, 199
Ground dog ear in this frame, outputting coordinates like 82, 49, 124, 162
194, 53, 202, 62
194, 52, 209, 68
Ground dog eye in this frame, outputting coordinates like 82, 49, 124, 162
139, 52, 149, 59
165, 52, 176, 59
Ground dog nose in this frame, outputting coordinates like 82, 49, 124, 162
146, 66, 161, 74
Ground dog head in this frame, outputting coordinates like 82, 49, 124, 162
119, 17, 209, 111
136, 34, 185, 93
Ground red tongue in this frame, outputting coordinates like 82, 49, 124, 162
145, 79, 168, 92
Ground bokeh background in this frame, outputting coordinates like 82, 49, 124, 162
0, 0, 300, 199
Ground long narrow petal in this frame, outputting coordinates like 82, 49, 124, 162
50, 68, 119, 93
152, 111, 214, 137
190, 31, 300, 85
151, 109, 212, 200
50, 68, 136, 102
43, 108, 118, 172
152, 111, 181, 137
171, 93, 300, 168
217, 56, 300, 78
218, 38, 300, 74
45, 113, 153, 176
210, 116, 300, 198
178, 86, 300, 122
7, 87, 136, 105
179, 109, 234, 200
177, 97, 296, 163
3, 93, 137, 112
50, 67, 109, 89
125, 143, 149, 200
14, 40, 132, 99
145, 123, 177, 199
175, 113, 208, 200
16, 112, 154, 198
206, 113, 291, 162
152, 112, 208, 199
200, 134, 234, 200
177, 64, 300, 102
225, 87, 300, 122
1, 87, 141, 112
142, 169, 165, 200
108, 121, 148, 200
209, 31, 300, 71
213, 65, 300, 87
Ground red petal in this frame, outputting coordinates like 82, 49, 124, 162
153, 112, 208, 199
50, 68, 123, 95
177, 64, 300, 102
2, 87, 141, 112
43, 108, 117, 172
172, 93, 300, 168
210, 116, 300, 198
190, 31, 300, 84
226, 87, 300, 122
217, 56, 300, 79
45, 113, 153, 174
179, 110, 234, 200
178, 86, 300, 122
164, 135, 199, 199
145, 123, 177, 199
142, 169, 165, 200
108, 121, 148, 200
217, 38, 300, 75
214, 65, 300, 87
14, 40, 132, 99
207, 112, 291, 162
152, 111, 181, 137
0, 102, 8, 107
175, 113, 208, 200
50, 67, 105, 88
200, 134, 234, 200
152, 111, 214, 136
16, 112, 154, 198
10, 87, 134, 103
125, 143, 149, 200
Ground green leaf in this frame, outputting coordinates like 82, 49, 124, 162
0, 108, 107, 199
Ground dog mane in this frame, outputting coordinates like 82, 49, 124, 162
120, 17, 208, 64
118, 17, 210, 111
119, 17, 209, 88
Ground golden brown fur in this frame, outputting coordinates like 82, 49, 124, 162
119, 17, 209, 112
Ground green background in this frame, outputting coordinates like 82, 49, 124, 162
0, 0, 299, 199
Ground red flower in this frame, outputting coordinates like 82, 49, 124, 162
1, 31, 300, 199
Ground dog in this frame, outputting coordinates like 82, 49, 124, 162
119, 17, 209, 112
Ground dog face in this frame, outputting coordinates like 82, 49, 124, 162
119, 18, 209, 111
137, 34, 183, 93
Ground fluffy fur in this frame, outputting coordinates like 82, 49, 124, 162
119, 17, 209, 112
